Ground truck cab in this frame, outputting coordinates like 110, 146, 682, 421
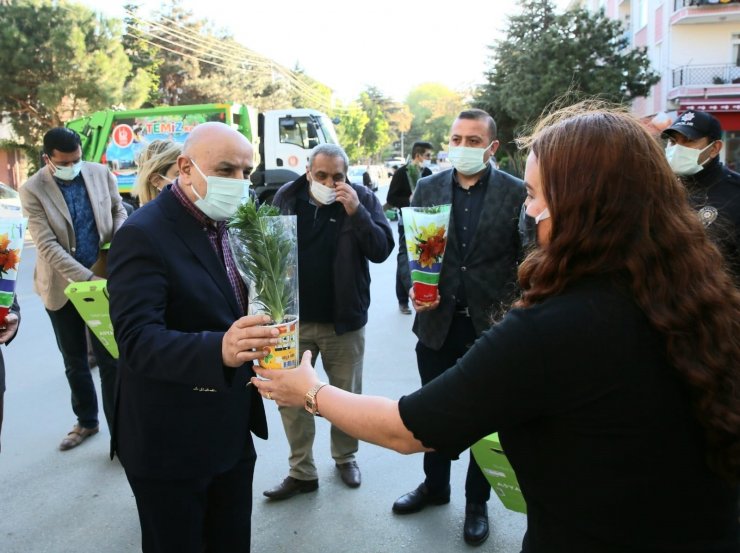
252, 109, 340, 204
66, 103, 339, 206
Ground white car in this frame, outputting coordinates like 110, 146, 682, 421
0, 182, 22, 216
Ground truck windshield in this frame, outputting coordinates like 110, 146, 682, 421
317, 114, 339, 144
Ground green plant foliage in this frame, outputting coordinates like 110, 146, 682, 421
474, 0, 660, 175
228, 198, 294, 324
0, 0, 132, 145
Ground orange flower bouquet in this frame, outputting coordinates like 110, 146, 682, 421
0, 217, 27, 324
401, 205, 451, 303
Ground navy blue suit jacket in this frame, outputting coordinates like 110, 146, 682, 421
107, 186, 267, 480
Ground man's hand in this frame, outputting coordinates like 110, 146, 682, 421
222, 315, 280, 367
90, 276, 105, 281
409, 287, 440, 312
0, 313, 19, 343
334, 182, 360, 216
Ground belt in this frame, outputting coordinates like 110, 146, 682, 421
454, 306, 471, 317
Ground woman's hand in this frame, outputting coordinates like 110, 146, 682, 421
252, 350, 320, 407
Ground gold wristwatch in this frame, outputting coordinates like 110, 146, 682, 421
305, 382, 328, 416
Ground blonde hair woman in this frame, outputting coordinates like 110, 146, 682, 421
132, 139, 181, 206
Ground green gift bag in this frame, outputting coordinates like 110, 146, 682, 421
64, 280, 118, 359
471, 433, 527, 514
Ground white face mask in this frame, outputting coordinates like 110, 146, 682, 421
665, 142, 714, 176
448, 141, 494, 176
422, 159, 432, 169
50, 160, 83, 181
309, 179, 337, 205
190, 159, 250, 221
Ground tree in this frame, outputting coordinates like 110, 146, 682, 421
0, 0, 132, 145
333, 102, 369, 164
406, 83, 464, 154
122, 3, 162, 106
475, 0, 660, 173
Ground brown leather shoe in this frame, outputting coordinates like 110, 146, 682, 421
59, 424, 99, 451
336, 461, 361, 488
263, 476, 318, 500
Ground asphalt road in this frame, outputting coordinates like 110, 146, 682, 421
0, 187, 527, 553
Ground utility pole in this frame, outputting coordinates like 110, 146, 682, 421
400, 132, 405, 159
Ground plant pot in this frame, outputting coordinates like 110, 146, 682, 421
401, 205, 451, 304
260, 315, 299, 370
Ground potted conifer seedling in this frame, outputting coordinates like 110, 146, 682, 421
227, 198, 299, 369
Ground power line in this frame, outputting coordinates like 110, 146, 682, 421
124, 8, 351, 112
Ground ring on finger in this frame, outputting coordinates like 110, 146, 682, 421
267, 391, 273, 400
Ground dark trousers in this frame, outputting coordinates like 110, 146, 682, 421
126, 447, 256, 553
396, 221, 412, 305
46, 300, 117, 432
416, 314, 491, 504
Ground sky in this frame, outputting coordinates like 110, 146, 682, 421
79, 0, 573, 104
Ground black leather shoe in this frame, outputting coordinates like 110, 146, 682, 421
463, 502, 489, 546
336, 461, 361, 488
263, 476, 318, 500
392, 483, 451, 514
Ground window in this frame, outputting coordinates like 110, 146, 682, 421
279, 117, 313, 149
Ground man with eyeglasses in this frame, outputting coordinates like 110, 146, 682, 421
386, 141, 434, 314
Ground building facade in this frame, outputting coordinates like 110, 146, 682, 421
571, 0, 740, 170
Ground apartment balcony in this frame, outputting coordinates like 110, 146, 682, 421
671, 0, 740, 24
668, 63, 740, 113
672, 64, 740, 87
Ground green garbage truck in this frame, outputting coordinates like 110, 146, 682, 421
66, 103, 340, 205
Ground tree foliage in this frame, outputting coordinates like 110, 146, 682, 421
406, 83, 465, 154
474, 0, 660, 172
0, 0, 132, 145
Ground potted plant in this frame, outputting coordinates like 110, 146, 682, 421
228, 198, 299, 369
401, 204, 452, 303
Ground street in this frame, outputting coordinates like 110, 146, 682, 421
0, 187, 527, 553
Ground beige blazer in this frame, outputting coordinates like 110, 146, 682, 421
20, 162, 128, 310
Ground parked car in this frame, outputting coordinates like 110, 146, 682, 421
0, 182, 22, 215
347, 165, 382, 191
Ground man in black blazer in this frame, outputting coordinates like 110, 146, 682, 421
107, 123, 278, 553
386, 141, 434, 314
392, 110, 525, 546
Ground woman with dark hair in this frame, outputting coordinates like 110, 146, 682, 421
252, 104, 740, 552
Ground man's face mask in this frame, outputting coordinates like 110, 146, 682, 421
309, 179, 337, 205
49, 159, 83, 181
518, 204, 550, 248
665, 141, 715, 176
189, 159, 249, 221
448, 141, 494, 176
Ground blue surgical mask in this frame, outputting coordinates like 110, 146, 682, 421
190, 159, 250, 221
448, 141, 494, 176
50, 160, 83, 181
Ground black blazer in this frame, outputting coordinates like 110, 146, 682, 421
411, 167, 525, 350
107, 186, 267, 480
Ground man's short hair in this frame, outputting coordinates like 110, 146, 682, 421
457, 109, 497, 142
43, 127, 82, 157
308, 143, 349, 172
411, 141, 433, 159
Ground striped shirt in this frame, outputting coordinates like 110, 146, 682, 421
171, 182, 248, 316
